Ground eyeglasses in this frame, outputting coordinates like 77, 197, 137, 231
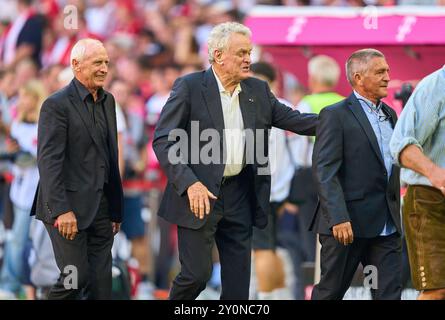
358, 98, 391, 122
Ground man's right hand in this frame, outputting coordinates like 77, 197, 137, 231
187, 182, 217, 219
332, 221, 354, 246
55, 211, 78, 240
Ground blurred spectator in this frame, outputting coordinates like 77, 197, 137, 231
397, 0, 431, 3
250, 61, 296, 300
0, 80, 45, 299
109, 78, 151, 298
56, 66, 74, 89
0, 68, 15, 229
0, 0, 45, 68
146, 67, 172, 126
84, 0, 116, 38
299, 55, 344, 114
289, 55, 344, 295
144, 65, 179, 293
13, 58, 39, 97
173, 20, 202, 66
134, 29, 165, 57
42, 10, 99, 68
0, 69, 15, 133
40, 64, 64, 94
113, 0, 143, 35
26, 218, 58, 299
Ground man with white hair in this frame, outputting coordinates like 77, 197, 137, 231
31, 38, 124, 299
153, 22, 317, 300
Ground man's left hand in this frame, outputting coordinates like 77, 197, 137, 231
112, 222, 121, 235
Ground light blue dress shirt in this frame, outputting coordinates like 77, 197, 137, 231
390, 66, 445, 187
354, 91, 396, 236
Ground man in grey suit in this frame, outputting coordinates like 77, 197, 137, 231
153, 22, 317, 300
31, 38, 123, 299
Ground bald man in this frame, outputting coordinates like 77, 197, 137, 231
31, 39, 124, 299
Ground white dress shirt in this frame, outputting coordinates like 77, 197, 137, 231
212, 68, 245, 177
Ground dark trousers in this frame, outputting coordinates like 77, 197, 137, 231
44, 194, 114, 300
169, 171, 253, 300
312, 233, 402, 300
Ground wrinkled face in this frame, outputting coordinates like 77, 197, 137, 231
215, 33, 252, 82
73, 44, 109, 91
355, 57, 390, 101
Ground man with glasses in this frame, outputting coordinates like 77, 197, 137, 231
310, 49, 402, 300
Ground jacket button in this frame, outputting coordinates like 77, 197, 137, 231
383, 172, 387, 176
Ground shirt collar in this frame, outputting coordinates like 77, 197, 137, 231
73, 77, 106, 103
354, 90, 381, 111
212, 67, 242, 95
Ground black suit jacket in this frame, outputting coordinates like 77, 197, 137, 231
153, 68, 318, 230
310, 93, 401, 237
31, 80, 124, 230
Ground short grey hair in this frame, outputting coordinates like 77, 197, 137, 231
207, 22, 252, 64
70, 38, 104, 68
346, 48, 385, 86
308, 55, 340, 87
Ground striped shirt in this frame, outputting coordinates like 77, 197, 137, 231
390, 66, 445, 186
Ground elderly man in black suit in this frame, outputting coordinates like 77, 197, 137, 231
153, 22, 318, 300
31, 38, 123, 299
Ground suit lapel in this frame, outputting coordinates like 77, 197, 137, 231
239, 82, 256, 132
382, 103, 396, 129
382, 103, 398, 180
67, 81, 108, 161
202, 68, 225, 136
347, 94, 385, 167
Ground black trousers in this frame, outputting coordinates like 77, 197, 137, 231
312, 233, 402, 300
169, 170, 253, 300
44, 193, 114, 300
